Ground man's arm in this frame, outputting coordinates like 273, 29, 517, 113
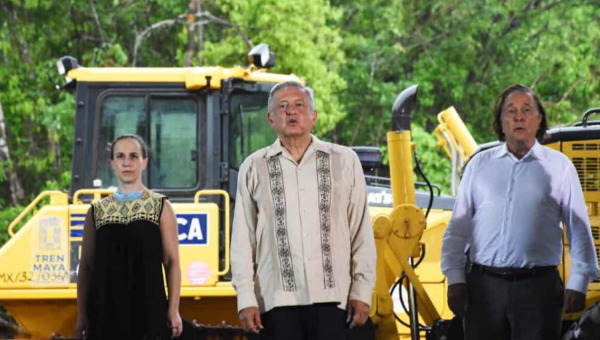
347, 153, 376, 310
230, 159, 260, 313
441, 157, 476, 286
441, 156, 477, 317
562, 164, 599, 312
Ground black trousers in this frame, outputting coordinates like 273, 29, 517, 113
465, 266, 564, 340
250, 303, 375, 340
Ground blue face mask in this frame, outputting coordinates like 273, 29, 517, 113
114, 188, 143, 202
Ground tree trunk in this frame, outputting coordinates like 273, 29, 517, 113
0, 101, 25, 205
49, 130, 62, 170
8, 5, 35, 80
197, 0, 204, 66
184, 0, 197, 67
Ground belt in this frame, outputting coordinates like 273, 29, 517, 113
470, 263, 557, 281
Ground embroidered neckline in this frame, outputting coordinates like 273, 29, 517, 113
114, 188, 144, 202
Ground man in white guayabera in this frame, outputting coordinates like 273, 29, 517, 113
231, 80, 376, 340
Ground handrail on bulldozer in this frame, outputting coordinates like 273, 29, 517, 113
72, 188, 116, 204
195, 189, 231, 276
8, 190, 68, 237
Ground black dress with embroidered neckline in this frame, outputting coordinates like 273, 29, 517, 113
87, 190, 170, 340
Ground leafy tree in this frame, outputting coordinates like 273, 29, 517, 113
2, 0, 600, 204
330, 0, 407, 147
397, 0, 600, 143
0, 0, 346, 209
199, 0, 346, 135
332, 0, 600, 192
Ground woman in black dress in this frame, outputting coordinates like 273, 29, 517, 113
75, 134, 183, 339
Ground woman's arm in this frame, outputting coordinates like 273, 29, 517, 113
160, 199, 182, 337
75, 208, 95, 339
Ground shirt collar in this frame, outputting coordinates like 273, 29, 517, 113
265, 134, 329, 158
495, 139, 544, 161
310, 135, 330, 153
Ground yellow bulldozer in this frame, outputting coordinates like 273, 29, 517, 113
0, 43, 599, 339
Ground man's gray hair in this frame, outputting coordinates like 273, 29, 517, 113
267, 80, 315, 114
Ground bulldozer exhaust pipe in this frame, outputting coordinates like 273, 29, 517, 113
388, 85, 419, 207
391, 84, 418, 132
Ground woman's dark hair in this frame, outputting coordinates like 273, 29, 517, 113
492, 84, 548, 142
110, 134, 149, 159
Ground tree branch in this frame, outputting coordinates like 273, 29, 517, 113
474, 0, 569, 85
197, 0, 204, 66
133, 17, 180, 65
89, 0, 107, 44
543, 0, 569, 11
369, 58, 377, 85
527, 20, 549, 42
8, 5, 35, 80
0, 101, 25, 205
133, 11, 250, 66
184, 0, 197, 67
530, 69, 545, 89
116, 0, 141, 9
557, 77, 598, 105
200, 12, 251, 48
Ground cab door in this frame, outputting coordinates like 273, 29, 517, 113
224, 81, 278, 199
70, 83, 206, 198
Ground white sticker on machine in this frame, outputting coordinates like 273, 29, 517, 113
31, 216, 69, 286
186, 261, 212, 285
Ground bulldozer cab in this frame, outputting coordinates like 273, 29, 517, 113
65, 60, 290, 202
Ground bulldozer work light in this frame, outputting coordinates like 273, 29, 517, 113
247, 43, 275, 69
57, 56, 78, 76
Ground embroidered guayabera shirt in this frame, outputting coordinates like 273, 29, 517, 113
231, 136, 376, 313
442, 141, 599, 293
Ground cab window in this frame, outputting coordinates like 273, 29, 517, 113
97, 95, 200, 189
229, 91, 277, 169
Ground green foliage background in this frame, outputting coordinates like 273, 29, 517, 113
1, 0, 600, 240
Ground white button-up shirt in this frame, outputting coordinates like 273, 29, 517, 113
442, 141, 598, 293
231, 136, 376, 313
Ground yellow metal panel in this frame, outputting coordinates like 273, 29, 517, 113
369, 206, 393, 217
3, 299, 76, 338
195, 190, 231, 276
415, 212, 451, 283
0, 284, 236, 300
180, 284, 236, 297
561, 140, 600, 204
172, 203, 221, 287
545, 141, 561, 152
0, 289, 75, 299
67, 66, 303, 89
557, 140, 600, 300
0, 205, 70, 290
